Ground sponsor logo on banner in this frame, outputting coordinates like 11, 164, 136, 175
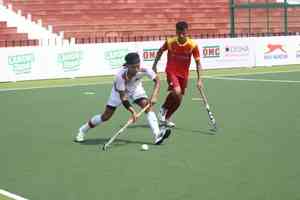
297, 44, 300, 59
224, 45, 249, 57
57, 51, 83, 72
203, 46, 220, 58
143, 49, 158, 61
264, 43, 288, 60
104, 49, 129, 69
8, 53, 35, 75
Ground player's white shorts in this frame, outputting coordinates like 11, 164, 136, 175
106, 85, 148, 107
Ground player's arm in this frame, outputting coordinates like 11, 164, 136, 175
149, 74, 160, 105
193, 45, 203, 90
118, 91, 138, 122
115, 77, 138, 122
152, 42, 167, 73
144, 68, 160, 105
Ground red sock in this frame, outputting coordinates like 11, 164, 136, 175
165, 94, 182, 120
162, 93, 175, 110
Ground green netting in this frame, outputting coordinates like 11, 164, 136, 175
230, 0, 300, 36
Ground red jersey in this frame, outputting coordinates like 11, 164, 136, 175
160, 37, 200, 78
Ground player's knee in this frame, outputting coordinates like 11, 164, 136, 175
101, 114, 111, 122
173, 88, 182, 97
101, 111, 114, 121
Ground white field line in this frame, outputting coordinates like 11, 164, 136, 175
191, 97, 204, 101
0, 189, 28, 200
0, 81, 112, 92
0, 68, 300, 92
196, 68, 300, 79
206, 76, 300, 83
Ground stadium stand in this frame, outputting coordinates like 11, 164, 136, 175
0, 20, 38, 47
2, 0, 230, 42
1, 0, 299, 45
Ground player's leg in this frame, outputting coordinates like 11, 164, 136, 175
165, 76, 187, 121
75, 88, 121, 142
159, 73, 184, 127
75, 106, 117, 142
132, 88, 171, 144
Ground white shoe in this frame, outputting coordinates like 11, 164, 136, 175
158, 107, 167, 122
154, 127, 172, 145
75, 131, 85, 143
154, 134, 164, 145
165, 120, 176, 128
158, 107, 175, 128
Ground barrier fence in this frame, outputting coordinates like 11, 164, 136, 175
1, 32, 300, 48
230, 0, 300, 36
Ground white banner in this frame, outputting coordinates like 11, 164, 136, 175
1, 36, 300, 82
197, 37, 255, 69
0, 43, 139, 82
255, 36, 299, 66
136, 40, 167, 72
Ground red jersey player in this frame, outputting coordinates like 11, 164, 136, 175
152, 21, 203, 127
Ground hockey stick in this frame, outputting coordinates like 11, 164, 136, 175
102, 104, 151, 151
198, 87, 218, 131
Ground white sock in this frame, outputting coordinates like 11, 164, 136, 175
147, 111, 160, 139
79, 114, 102, 134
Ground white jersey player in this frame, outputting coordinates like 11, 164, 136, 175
75, 53, 171, 145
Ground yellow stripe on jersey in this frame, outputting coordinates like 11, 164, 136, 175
166, 37, 198, 52
166, 37, 177, 50
187, 38, 198, 49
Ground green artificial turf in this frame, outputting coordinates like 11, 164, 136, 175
0, 66, 300, 200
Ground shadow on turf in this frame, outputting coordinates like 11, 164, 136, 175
173, 127, 217, 135
124, 123, 149, 129
126, 123, 217, 135
78, 138, 153, 146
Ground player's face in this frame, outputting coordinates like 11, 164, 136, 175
127, 63, 140, 76
176, 28, 188, 43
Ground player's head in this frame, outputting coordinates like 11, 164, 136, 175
124, 52, 140, 75
176, 21, 188, 42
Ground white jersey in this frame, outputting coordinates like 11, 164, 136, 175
106, 66, 156, 107
113, 67, 156, 95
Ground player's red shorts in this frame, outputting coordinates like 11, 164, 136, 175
166, 72, 188, 95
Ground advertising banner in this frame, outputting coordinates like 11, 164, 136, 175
1, 36, 300, 82
295, 41, 300, 63
136, 40, 167, 72
254, 36, 299, 66
197, 37, 255, 69
0, 42, 139, 82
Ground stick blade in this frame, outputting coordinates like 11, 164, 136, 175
102, 144, 109, 151
209, 122, 218, 132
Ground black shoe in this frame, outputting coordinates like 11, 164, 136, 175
155, 127, 171, 145
163, 128, 171, 139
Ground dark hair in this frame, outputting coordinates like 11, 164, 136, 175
124, 52, 140, 65
176, 21, 188, 31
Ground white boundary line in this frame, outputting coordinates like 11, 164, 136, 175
198, 68, 300, 79
206, 76, 300, 83
191, 97, 203, 101
0, 68, 300, 92
0, 189, 28, 200
0, 81, 112, 92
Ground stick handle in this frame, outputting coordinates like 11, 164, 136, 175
103, 104, 151, 150
198, 87, 209, 108
198, 87, 217, 131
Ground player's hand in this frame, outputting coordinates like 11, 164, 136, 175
149, 97, 157, 105
130, 110, 138, 123
197, 79, 203, 91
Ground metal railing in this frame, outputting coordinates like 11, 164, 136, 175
0, 39, 39, 47
230, 0, 300, 37
1, 31, 300, 47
